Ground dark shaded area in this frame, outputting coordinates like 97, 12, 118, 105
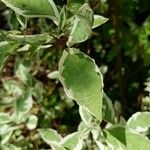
0, 11, 10, 30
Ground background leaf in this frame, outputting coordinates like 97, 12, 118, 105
26, 115, 38, 130
38, 128, 62, 145
1, 144, 21, 150
0, 125, 17, 144
12, 90, 33, 123
93, 15, 108, 29
3, 80, 24, 97
0, 113, 11, 124
0, 41, 18, 71
15, 63, 33, 86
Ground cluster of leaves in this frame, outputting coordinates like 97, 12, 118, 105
0, 0, 150, 149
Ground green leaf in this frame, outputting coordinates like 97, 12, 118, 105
105, 126, 150, 150
0, 113, 11, 124
59, 49, 103, 121
127, 112, 150, 131
1, 31, 53, 45
38, 128, 62, 145
12, 90, 33, 123
60, 132, 83, 150
67, 4, 93, 46
102, 93, 115, 123
119, 116, 126, 126
26, 115, 38, 130
0, 41, 18, 71
78, 3, 94, 25
67, 17, 92, 46
67, 0, 85, 13
1, 0, 59, 24
93, 15, 108, 29
59, 6, 66, 30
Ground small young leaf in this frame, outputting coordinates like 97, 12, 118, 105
59, 6, 66, 30
1, 0, 59, 24
26, 115, 38, 130
38, 128, 62, 145
0, 113, 11, 124
67, 4, 93, 46
114, 100, 122, 117
102, 93, 115, 123
127, 112, 150, 131
79, 106, 93, 127
60, 132, 83, 150
59, 49, 103, 121
93, 15, 108, 29
47, 71, 59, 79
78, 3, 94, 26
67, 17, 92, 46
119, 116, 126, 126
